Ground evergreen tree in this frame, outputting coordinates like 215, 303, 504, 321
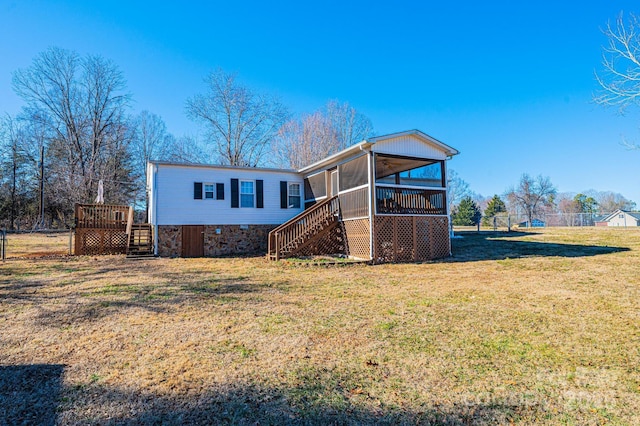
573, 193, 598, 215
482, 194, 507, 226
452, 196, 482, 226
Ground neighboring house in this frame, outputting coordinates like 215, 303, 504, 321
518, 219, 545, 228
593, 214, 608, 227
594, 210, 640, 227
147, 130, 460, 262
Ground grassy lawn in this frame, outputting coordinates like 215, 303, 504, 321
1, 231, 70, 258
1, 228, 639, 424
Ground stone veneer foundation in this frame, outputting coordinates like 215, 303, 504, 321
156, 224, 277, 257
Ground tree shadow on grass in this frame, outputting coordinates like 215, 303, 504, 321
55, 381, 548, 425
0, 364, 64, 426
449, 230, 629, 262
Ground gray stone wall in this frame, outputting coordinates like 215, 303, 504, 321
156, 224, 277, 257
157, 225, 181, 257
203, 224, 275, 256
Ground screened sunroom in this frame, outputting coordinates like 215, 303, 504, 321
268, 130, 459, 263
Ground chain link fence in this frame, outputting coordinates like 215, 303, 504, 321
475, 213, 611, 231
0, 230, 72, 260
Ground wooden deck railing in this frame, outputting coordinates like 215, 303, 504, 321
375, 186, 446, 215
268, 196, 340, 260
75, 204, 131, 229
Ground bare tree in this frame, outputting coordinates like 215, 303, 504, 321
273, 100, 374, 169
132, 111, 171, 169
0, 115, 36, 229
274, 112, 339, 169
12, 47, 134, 216
130, 110, 176, 211
185, 69, 289, 167
595, 13, 640, 148
325, 100, 374, 151
168, 134, 206, 164
507, 174, 556, 226
596, 13, 640, 110
446, 169, 471, 215
594, 190, 636, 212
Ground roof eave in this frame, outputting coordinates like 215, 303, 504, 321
148, 160, 299, 174
297, 141, 372, 174
368, 129, 460, 157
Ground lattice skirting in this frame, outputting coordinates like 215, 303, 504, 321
74, 228, 128, 255
343, 219, 371, 260
294, 222, 345, 257
374, 216, 450, 263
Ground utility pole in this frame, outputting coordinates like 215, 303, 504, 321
35, 145, 45, 230
10, 139, 17, 230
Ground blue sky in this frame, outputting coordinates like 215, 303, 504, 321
1, 1, 639, 204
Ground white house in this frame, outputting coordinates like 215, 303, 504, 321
594, 210, 640, 227
147, 163, 303, 257
147, 130, 460, 262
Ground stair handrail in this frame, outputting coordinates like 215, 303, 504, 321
125, 206, 134, 251
270, 196, 337, 235
268, 196, 340, 260
125, 206, 134, 236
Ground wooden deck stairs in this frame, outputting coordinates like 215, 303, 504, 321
267, 196, 341, 260
125, 208, 154, 257
127, 223, 154, 257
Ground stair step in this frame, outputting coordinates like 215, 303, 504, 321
127, 222, 154, 257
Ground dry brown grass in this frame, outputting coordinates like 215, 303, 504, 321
1, 231, 70, 258
1, 227, 639, 425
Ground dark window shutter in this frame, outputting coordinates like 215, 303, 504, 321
280, 181, 288, 208
256, 179, 264, 208
216, 183, 224, 200
231, 179, 239, 208
194, 182, 203, 199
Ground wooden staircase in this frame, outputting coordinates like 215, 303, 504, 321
127, 223, 154, 257
125, 209, 154, 257
268, 196, 341, 260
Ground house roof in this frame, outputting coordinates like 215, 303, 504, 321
297, 129, 459, 175
148, 130, 459, 177
148, 161, 298, 174
599, 209, 640, 222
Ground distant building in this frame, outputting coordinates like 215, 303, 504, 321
518, 218, 545, 228
594, 210, 640, 227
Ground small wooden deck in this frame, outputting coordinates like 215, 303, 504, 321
74, 204, 153, 256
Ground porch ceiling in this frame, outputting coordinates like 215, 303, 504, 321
375, 156, 436, 179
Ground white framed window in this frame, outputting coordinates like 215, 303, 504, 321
195, 181, 223, 200
204, 183, 215, 199
240, 180, 255, 208
288, 183, 301, 208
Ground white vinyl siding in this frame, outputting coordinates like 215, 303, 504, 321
151, 164, 303, 225
371, 135, 448, 160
